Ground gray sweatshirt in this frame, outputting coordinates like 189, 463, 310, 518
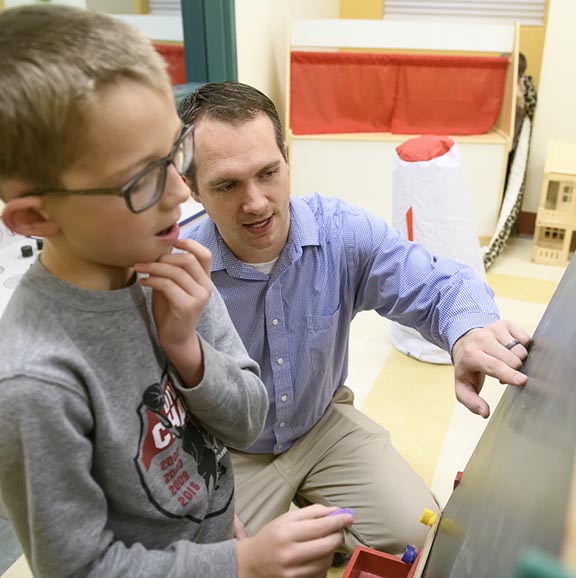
0, 259, 268, 578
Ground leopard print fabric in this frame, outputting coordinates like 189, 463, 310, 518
483, 75, 537, 271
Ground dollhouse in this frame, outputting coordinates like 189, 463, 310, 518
532, 141, 576, 265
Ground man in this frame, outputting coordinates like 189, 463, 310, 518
178, 82, 530, 555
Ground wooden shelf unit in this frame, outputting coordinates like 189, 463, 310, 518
286, 18, 520, 239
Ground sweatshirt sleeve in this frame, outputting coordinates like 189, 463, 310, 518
0, 377, 239, 578
174, 285, 269, 450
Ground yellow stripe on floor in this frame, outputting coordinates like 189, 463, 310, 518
361, 349, 456, 487
486, 273, 558, 304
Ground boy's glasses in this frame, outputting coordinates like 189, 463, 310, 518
19, 124, 194, 214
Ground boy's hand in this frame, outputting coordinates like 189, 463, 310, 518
134, 239, 212, 386
236, 505, 354, 578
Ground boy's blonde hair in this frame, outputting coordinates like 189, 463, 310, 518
0, 4, 171, 195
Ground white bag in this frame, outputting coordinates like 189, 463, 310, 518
390, 136, 485, 364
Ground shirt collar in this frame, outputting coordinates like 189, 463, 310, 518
208, 196, 320, 277
289, 195, 320, 249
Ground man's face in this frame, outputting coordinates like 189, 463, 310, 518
191, 113, 290, 264
40, 80, 191, 283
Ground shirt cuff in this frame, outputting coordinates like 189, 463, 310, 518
446, 313, 500, 355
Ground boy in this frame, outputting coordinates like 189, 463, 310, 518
0, 5, 352, 578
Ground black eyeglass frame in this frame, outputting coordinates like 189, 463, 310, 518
18, 124, 194, 214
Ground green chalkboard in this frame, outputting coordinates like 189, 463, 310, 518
422, 256, 576, 578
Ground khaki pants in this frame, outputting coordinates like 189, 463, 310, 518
230, 386, 438, 555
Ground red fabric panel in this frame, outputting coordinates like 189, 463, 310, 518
396, 135, 455, 162
290, 52, 508, 135
154, 43, 187, 86
291, 52, 397, 134
391, 55, 507, 134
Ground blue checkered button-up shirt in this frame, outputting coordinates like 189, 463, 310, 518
182, 194, 499, 454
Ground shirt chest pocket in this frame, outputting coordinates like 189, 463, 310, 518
305, 307, 341, 382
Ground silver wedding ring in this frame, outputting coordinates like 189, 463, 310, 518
505, 339, 520, 350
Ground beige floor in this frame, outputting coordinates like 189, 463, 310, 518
2, 236, 566, 578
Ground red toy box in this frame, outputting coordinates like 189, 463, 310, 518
342, 546, 421, 578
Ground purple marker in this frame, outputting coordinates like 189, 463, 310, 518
327, 507, 355, 518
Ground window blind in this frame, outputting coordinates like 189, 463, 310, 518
149, 0, 181, 15
385, 0, 545, 26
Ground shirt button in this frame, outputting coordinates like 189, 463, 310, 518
279, 422, 285, 428
277, 358, 284, 365
272, 319, 279, 326
281, 395, 287, 402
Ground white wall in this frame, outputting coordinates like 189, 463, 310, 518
234, 0, 339, 123
523, 0, 576, 213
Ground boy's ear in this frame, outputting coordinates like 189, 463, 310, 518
1, 197, 61, 238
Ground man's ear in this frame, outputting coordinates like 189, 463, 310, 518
190, 188, 201, 203
184, 176, 201, 204
1, 197, 60, 238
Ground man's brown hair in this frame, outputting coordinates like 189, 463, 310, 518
178, 82, 287, 190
